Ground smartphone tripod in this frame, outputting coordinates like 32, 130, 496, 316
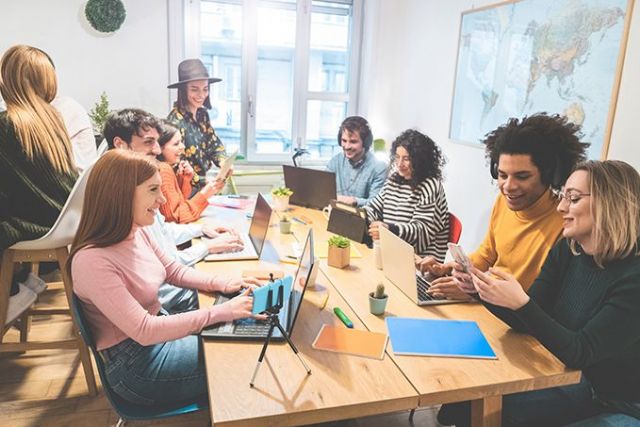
249, 280, 312, 387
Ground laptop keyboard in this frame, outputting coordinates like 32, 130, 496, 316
208, 296, 270, 336
416, 274, 438, 301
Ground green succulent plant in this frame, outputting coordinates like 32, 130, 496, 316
271, 186, 293, 197
328, 235, 350, 249
373, 283, 386, 299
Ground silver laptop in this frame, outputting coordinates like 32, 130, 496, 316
201, 229, 316, 340
204, 193, 272, 262
379, 226, 459, 306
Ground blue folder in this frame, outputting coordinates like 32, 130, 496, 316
386, 317, 497, 359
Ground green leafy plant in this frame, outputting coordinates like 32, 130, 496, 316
88, 91, 110, 134
85, 0, 126, 33
328, 235, 350, 249
280, 214, 290, 223
372, 283, 386, 299
271, 186, 293, 197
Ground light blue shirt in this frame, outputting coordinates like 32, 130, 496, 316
326, 151, 388, 206
146, 212, 208, 312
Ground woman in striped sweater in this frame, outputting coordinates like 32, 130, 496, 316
365, 129, 449, 261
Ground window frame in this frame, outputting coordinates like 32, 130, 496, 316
171, 0, 363, 165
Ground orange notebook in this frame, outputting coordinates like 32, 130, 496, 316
312, 325, 388, 360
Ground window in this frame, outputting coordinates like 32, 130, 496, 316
190, 0, 362, 162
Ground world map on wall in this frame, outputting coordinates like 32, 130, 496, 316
449, 0, 630, 159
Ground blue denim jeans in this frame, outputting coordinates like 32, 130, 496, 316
102, 336, 207, 406
438, 376, 640, 426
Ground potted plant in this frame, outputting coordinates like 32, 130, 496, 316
369, 283, 388, 315
271, 186, 293, 212
88, 91, 110, 145
279, 214, 292, 234
327, 235, 350, 268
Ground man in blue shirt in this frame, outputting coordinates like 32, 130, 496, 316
326, 116, 388, 207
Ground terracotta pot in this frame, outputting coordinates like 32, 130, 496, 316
327, 245, 350, 269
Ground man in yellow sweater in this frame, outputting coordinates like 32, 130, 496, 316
419, 113, 588, 299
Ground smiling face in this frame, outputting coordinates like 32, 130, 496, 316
132, 172, 166, 228
557, 169, 594, 249
497, 154, 547, 211
340, 129, 366, 162
186, 79, 209, 113
395, 146, 412, 180
161, 132, 184, 165
114, 126, 161, 159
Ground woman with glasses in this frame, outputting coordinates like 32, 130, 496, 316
364, 129, 449, 261
440, 160, 640, 426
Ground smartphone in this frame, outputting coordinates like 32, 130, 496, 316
447, 243, 471, 273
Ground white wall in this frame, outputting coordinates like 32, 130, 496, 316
0, 0, 171, 116
363, 0, 640, 250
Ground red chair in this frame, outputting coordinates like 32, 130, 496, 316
448, 212, 462, 244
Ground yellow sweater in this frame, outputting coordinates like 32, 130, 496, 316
469, 189, 563, 291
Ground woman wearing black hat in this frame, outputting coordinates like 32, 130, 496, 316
167, 58, 226, 191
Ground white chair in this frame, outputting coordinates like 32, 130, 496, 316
96, 139, 108, 156
0, 161, 98, 396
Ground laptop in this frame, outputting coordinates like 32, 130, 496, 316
379, 227, 459, 306
201, 229, 316, 340
283, 165, 337, 210
204, 193, 272, 262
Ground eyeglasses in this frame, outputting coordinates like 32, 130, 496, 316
554, 190, 591, 203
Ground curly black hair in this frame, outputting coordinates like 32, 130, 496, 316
390, 129, 445, 188
483, 113, 589, 190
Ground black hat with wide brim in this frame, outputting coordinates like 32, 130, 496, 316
167, 59, 222, 88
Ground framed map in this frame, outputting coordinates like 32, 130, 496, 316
449, 0, 634, 159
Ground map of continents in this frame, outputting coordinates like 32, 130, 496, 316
450, 0, 628, 158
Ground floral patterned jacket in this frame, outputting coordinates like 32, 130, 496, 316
167, 105, 226, 190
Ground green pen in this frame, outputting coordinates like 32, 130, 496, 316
333, 307, 354, 328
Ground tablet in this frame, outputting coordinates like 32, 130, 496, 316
216, 150, 238, 181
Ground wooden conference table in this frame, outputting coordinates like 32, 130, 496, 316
197, 201, 580, 427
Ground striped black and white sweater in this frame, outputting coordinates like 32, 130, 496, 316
365, 176, 449, 261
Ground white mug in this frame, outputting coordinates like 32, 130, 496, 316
322, 204, 333, 220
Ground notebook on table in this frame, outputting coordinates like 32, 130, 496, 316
204, 193, 271, 262
201, 229, 315, 341
386, 317, 497, 359
312, 325, 388, 360
379, 226, 462, 306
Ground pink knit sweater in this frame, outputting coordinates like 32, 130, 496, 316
72, 227, 234, 351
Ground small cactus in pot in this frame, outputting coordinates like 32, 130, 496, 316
369, 282, 388, 315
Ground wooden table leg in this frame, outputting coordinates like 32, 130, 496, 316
471, 395, 502, 427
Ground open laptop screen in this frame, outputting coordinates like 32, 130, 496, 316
248, 193, 271, 253
287, 229, 314, 335
283, 165, 336, 210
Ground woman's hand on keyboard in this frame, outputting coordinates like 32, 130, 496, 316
205, 234, 244, 254
415, 256, 453, 277
428, 276, 473, 300
225, 288, 255, 320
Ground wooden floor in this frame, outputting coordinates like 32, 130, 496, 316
0, 286, 443, 427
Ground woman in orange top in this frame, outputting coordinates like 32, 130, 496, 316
157, 121, 227, 223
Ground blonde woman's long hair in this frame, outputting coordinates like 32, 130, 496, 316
570, 160, 640, 267
0, 45, 75, 174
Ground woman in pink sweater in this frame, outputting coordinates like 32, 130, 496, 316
69, 150, 258, 406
